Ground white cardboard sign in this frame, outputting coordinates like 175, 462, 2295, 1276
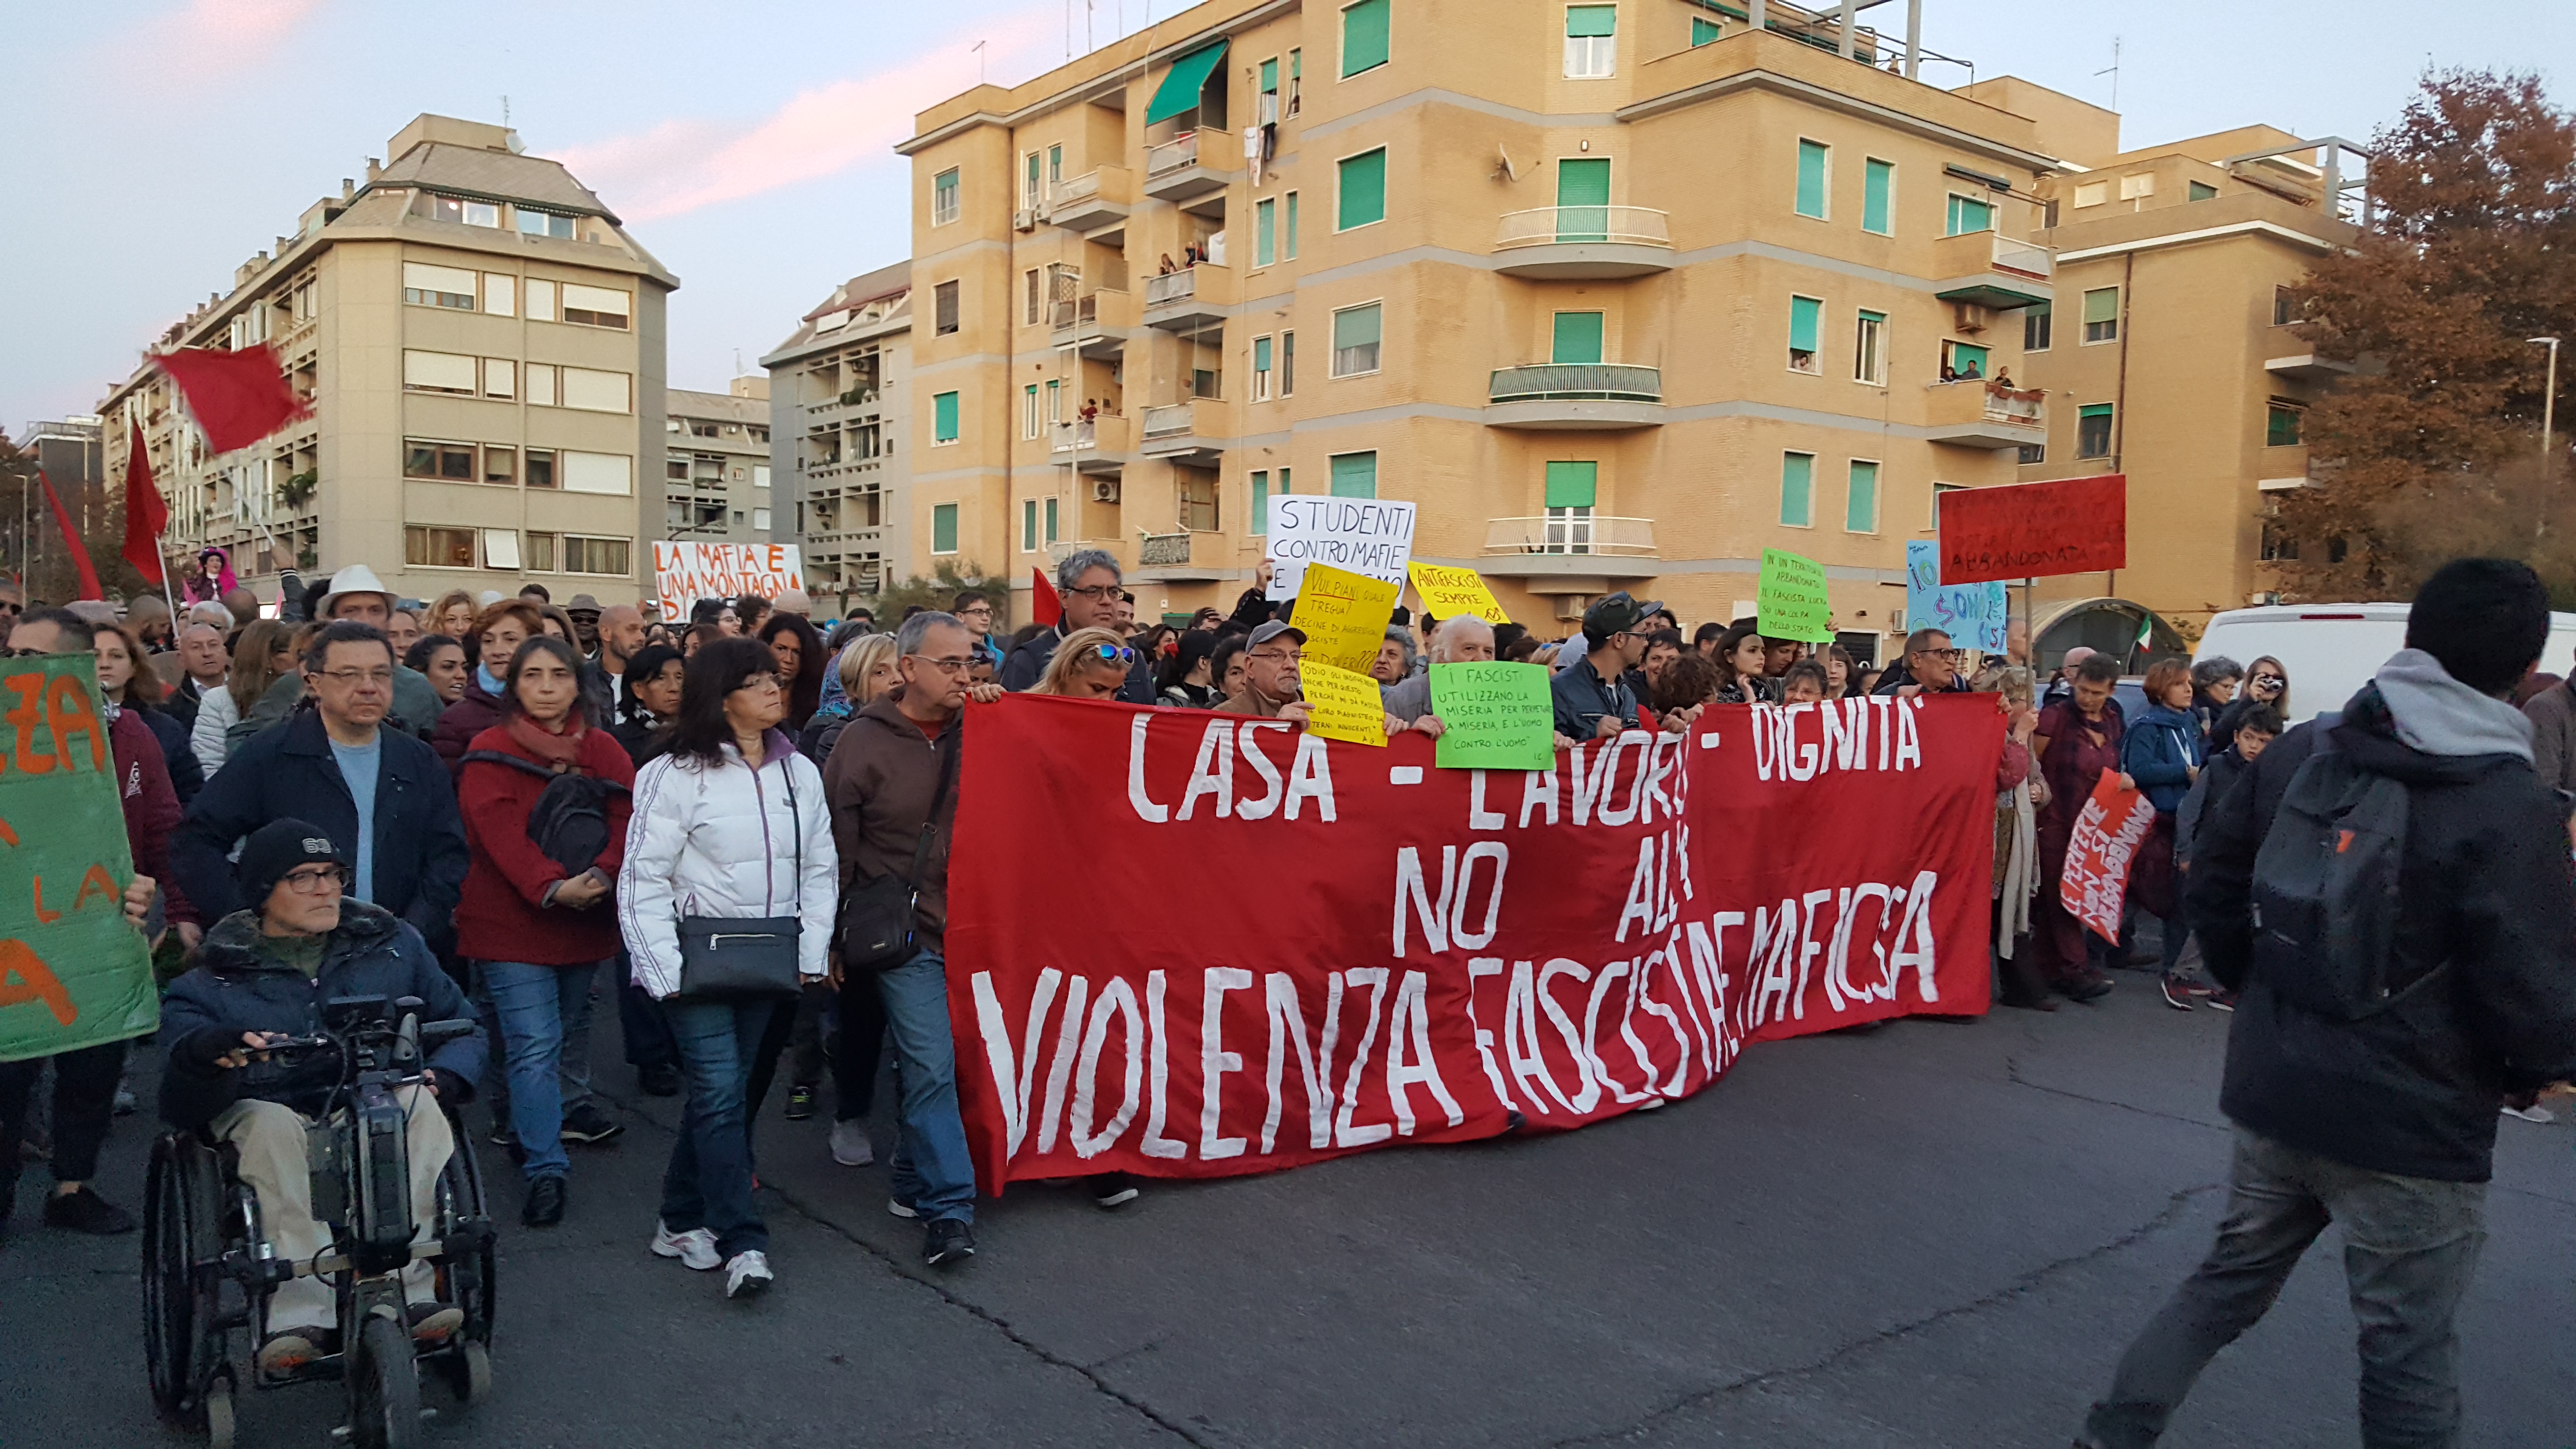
1265, 496, 1417, 601
651, 541, 805, 621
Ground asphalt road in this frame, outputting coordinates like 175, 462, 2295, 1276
7, 968, 2570, 1449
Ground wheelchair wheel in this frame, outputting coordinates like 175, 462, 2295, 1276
204, 1375, 237, 1449
143, 1134, 226, 1422
349, 1313, 421, 1449
433, 1119, 497, 1341
445, 1340, 492, 1404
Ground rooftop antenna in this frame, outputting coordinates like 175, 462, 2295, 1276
734, 349, 745, 376
974, 39, 988, 84
501, 94, 511, 127
2095, 35, 2121, 111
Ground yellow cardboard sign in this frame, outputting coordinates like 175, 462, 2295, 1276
1299, 661, 1389, 747
1293, 562, 1401, 675
1406, 563, 1511, 626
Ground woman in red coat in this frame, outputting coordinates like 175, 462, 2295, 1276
456, 634, 635, 1228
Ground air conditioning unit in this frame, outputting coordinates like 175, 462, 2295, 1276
1013, 208, 1038, 232
1951, 301, 1991, 334
1091, 478, 1122, 503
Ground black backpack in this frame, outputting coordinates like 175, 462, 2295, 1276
2247, 735, 2415, 1020
462, 750, 630, 872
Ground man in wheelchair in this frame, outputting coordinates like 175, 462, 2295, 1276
158, 819, 487, 1375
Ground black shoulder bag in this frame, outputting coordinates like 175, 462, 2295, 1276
674, 757, 807, 1001
837, 724, 961, 975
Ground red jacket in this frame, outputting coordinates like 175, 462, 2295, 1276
453, 722, 634, 966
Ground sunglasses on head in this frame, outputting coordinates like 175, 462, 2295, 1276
1088, 644, 1138, 665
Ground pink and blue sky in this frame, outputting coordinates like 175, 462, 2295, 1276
2, 0, 2564, 429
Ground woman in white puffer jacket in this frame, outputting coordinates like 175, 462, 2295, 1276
618, 635, 837, 1300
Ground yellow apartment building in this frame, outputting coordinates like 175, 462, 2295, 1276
899, 0, 2064, 652
100, 114, 676, 606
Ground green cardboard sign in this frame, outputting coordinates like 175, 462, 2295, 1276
1430, 661, 1556, 771
1756, 548, 1834, 643
0, 655, 156, 1063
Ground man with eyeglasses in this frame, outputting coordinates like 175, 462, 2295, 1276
1871, 627, 1972, 698
952, 589, 1005, 673
1222, 620, 1316, 724
176, 621, 468, 954
999, 549, 1154, 704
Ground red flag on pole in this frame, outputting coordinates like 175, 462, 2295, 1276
38, 472, 104, 602
1030, 565, 1062, 628
152, 343, 308, 454
120, 422, 169, 585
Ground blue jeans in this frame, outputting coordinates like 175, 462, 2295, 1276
880, 948, 976, 1224
660, 997, 783, 1260
474, 960, 596, 1142
483, 959, 604, 1182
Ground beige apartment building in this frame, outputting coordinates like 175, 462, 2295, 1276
666, 380, 777, 546
100, 114, 676, 606
900, 0, 2064, 649
762, 263, 916, 609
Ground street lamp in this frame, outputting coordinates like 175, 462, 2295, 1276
2532, 337, 2560, 543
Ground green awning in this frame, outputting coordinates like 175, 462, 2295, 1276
1146, 39, 1228, 125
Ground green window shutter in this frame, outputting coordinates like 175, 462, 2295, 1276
1330, 451, 1377, 498
1945, 194, 1994, 236
2267, 405, 2303, 446
1045, 497, 1059, 543
1544, 461, 1598, 509
1251, 472, 1270, 533
1845, 460, 1878, 532
2080, 403, 2114, 419
1333, 302, 1381, 351
1146, 39, 1230, 124
933, 503, 958, 553
1341, 0, 1389, 77
2189, 180, 2218, 201
933, 390, 960, 442
1788, 296, 1821, 354
1256, 198, 1276, 265
1779, 453, 1813, 526
1338, 147, 1387, 229
1261, 57, 1279, 93
1278, 465, 1292, 494
1796, 139, 1828, 219
1556, 157, 1610, 208
1255, 335, 1273, 372
1021, 499, 1037, 550
1285, 192, 1299, 258
2082, 287, 2120, 324
1691, 16, 1722, 45
1566, 5, 1616, 37
1550, 311, 1605, 365
1292, 48, 1301, 78
1862, 159, 1893, 234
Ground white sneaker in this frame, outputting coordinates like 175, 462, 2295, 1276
830, 1120, 874, 1167
886, 1197, 918, 1220
2502, 1102, 2557, 1124
651, 1222, 721, 1271
724, 1250, 773, 1298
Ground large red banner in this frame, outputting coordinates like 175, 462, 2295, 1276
945, 693, 2005, 1188
1937, 473, 2127, 584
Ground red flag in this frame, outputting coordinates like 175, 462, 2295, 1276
153, 343, 308, 454
120, 422, 169, 585
38, 472, 103, 602
1030, 565, 1062, 628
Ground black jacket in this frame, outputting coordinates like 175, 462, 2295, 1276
136, 703, 203, 806
158, 901, 485, 1131
998, 624, 1154, 703
173, 710, 469, 944
2187, 687, 2576, 1181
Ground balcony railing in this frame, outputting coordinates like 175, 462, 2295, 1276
1050, 293, 1107, 329
1488, 364, 1662, 404
1054, 170, 1102, 208
1977, 381, 2045, 426
1051, 419, 1098, 452
1139, 531, 1193, 566
1141, 404, 1196, 440
1484, 515, 1656, 557
1146, 132, 1201, 178
1495, 206, 1672, 250
1989, 234, 2053, 278
1145, 268, 1200, 307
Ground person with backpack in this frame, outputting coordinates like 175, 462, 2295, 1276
2079, 558, 2576, 1449
455, 635, 636, 1228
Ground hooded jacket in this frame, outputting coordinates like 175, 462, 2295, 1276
617, 729, 837, 999
2120, 700, 2204, 814
2187, 650, 2576, 1182
157, 901, 485, 1131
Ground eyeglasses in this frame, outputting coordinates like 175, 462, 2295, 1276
281, 864, 349, 894
315, 668, 394, 687
1251, 648, 1303, 664
1063, 584, 1123, 601
956, 604, 994, 617
1916, 648, 1964, 662
910, 654, 977, 673
1087, 644, 1138, 665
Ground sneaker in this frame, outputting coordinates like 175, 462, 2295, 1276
407, 1302, 464, 1342
785, 1086, 816, 1122
886, 1196, 918, 1220
638, 1064, 683, 1098
489, 1122, 517, 1149
43, 1185, 135, 1235
559, 1103, 625, 1144
520, 1175, 566, 1228
112, 1080, 137, 1117
2159, 974, 2197, 1012
923, 1218, 975, 1267
257, 1326, 330, 1374
2502, 1102, 2557, 1125
829, 1120, 874, 1168
1091, 1172, 1140, 1210
2206, 988, 2238, 1013
651, 1221, 722, 1271
724, 1250, 773, 1298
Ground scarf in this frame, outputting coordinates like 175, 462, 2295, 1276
506, 712, 589, 771
815, 646, 852, 718
475, 664, 505, 698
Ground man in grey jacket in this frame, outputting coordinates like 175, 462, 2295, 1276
2519, 671, 2576, 795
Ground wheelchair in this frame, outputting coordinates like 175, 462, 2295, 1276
143, 994, 497, 1449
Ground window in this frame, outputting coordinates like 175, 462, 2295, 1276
1944, 193, 1995, 236
559, 283, 629, 329
1024, 269, 1042, 326
525, 278, 557, 322
2189, 180, 2219, 202
933, 390, 960, 444
430, 195, 500, 228
1845, 460, 1879, 532
1780, 452, 1814, 527
1787, 295, 1822, 373
1341, 0, 1389, 77
483, 446, 515, 485
401, 262, 475, 310
2082, 286, 2120, 343
525, 364, 557, 407
1929, 481, 1966, 531
483, 274, 515, 316
1045, 496, 1059, 544
1545, 461, 1597, 508
1256, 197, 1276, 266
1288, 48, 1303, 115
753, 507, 773, 531
526, 449, 555, 489
932, 503, 959, 554
516, 208, 575, 239
402, 350, 477, 395
1795, 139, 1829, 220
1857, 158, 1895, 236
687, 419, 718, 438
2272, 286, 2298, 326
1564, 5, 1615, 77
483, 358, 516, 399
2017, 442, 2045, 465
1331, 303, 1382, 376
2119, 172, 2154, 201
1022, 499, 1039, 551
2077, 403, 2115, 459
1262, 56, 1280, 117
562, 536, 630, 575
1180, 470, 1219, 531
1251, 471, 1273, 534
563, 451, 632, 495
1853, 309, 1886, 385
1253, 335, 1274, 400
561, 368, 631, 413
1942, 339, 1989, 378
524, 532, 558, 572
1046, 378, 1062, 422
1049, 145, 1062, 188
2267, 402, 2305, 447
1337, 146, 1387, 230
1022, 151, 1042, 208
934, 280, 960, 336
402, 440, 478, 480
1278, 466, 1292, 496
1691, 16, 1722, 44
1285, 192, 1299, 259
2024, 300, 2052, 352
1023, 384, 1041, 438
1329, 451, 1377, 498
405, 526, 475, 568
482, 529, 521, 570
1281, 331, 1297, 394
933, 168, 960, 226
667, 456, 690, 481
2073, 179, 2108, 208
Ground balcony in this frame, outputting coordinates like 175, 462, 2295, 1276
1140, 400, 1226, 466
1925, 380, 2047, 451
1485, 364, 1665, 431
1049, 414, 1130, 475
1143, 131, 1232, 209
1132, 529, 1235, 582
1493, 206, 1674, 279
1478, 515, 1659, 582
1142, 263, 1235, 336
1049, 166, 1132, 235
2265, 353, 2356, 383
1049, 290, 1134, 359
1930, 231, 2054, 310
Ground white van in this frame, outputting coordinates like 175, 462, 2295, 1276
2193, 604, 2576, 722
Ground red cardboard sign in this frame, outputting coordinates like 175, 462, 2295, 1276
1938, 474, 2127, 585
2059, 768, 2154, 942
